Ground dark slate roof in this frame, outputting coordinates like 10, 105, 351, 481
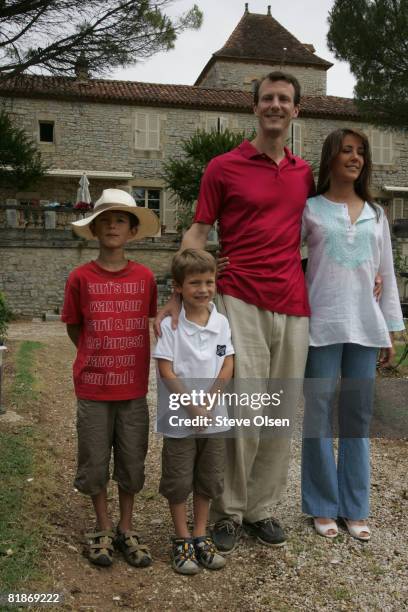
0, 75, 359, 119
195, 9, 332, 85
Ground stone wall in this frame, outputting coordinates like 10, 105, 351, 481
198, 61, 327, 96
0, 230, 179, 317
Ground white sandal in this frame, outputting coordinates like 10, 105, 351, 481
313, 518, 338, 539
344, 520, 371, 541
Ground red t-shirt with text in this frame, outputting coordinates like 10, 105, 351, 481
61, 260, 157, 401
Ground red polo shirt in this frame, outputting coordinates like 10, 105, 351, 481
194, 140, 314, 316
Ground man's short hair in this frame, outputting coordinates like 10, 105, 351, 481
253, 71, 301, 106
171, 248, 216, 286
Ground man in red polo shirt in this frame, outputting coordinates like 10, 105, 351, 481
156, 71, 314, 552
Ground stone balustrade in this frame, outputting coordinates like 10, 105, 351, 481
0, 204, 86, 230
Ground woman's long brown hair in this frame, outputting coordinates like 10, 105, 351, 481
316, 128, 379, 220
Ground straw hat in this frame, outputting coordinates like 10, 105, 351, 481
71, 188, 160, 241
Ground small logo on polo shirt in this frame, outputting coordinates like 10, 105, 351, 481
216, 345, 226, 357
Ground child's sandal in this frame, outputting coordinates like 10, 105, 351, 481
114, 529, 152, 567
85, 529, 115, 567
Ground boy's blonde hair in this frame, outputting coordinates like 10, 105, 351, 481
171, 249, 216, 286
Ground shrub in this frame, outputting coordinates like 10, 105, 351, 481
0, 292, 13, 343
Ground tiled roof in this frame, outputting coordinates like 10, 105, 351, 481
301, 95, 359, 119
0, 75, 359, 119
195, 10, 332, 85
0, 75, 252, 111
214, 11, 332, 67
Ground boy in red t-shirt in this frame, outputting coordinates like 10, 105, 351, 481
62, 189, 159, 568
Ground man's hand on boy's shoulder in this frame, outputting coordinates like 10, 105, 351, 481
154, 292, 181, 337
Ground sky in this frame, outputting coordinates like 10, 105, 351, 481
112, 0, 356, 98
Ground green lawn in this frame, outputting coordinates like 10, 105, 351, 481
0, 341, 45, 591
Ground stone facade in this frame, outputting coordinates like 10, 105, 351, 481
198, 61, 327, 96
0, 97, 260, 230
1, 93, 407, 228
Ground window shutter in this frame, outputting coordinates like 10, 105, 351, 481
206, 115, 219, 132
382, 132, 393, 164
135, 113, 160, 150
135, 113, 148, 149
292, 122, 302, 156
371, 130, 382, 164
148, 114, 160, 150
206, 115, 228, 133
393, 198, 404, 220
371, 130, 393, 164
219, 116, 229, 133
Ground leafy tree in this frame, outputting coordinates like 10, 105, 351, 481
162, 129, 252, 233
0, 1, 202, 80
327, 0, 408, 125
0, 110, 47, 189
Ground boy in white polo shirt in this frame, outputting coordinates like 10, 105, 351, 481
153, 249, 234, 575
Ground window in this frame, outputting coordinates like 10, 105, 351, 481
393, 198, 408, 220
134, 113, 160, 150
39, 121, 54, 143
291, 122, 302, 156
205, 115, 228, 133
132, 188, 161, 219
371, 130, 393, 164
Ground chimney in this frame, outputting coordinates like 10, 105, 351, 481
303, 43, 316, 53
245, 3, 249, 13
74, 53, 90, 81
267, 5, 271, 15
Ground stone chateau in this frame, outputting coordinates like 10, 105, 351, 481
0, 4, 407, 316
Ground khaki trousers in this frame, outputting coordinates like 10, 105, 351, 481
211, 294, 309, 523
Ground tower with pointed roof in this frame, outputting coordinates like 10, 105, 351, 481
195, 4, 332, 96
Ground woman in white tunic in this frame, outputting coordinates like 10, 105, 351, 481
302, 128, 405, 540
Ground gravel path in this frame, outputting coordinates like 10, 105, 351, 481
3, 321, 408, 611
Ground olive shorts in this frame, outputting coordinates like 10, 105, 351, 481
159, 436, 225, 504
75, 397, 149, 496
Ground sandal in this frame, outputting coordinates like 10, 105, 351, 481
85, 529, 115, 567
114, 528, 152, 567
194, 535, 226, 570
171, 537, 200, 575
344, 519, 371, 541
313, 518, 338, 539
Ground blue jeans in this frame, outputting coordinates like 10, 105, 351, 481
301, 343, 378, 520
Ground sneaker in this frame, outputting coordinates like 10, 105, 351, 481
194, 536, 226, 570
211, 518, 242, 554
171, 538, 200, 575
243, 517, 287, 546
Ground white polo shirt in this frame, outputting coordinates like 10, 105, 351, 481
153, 302, 234, 437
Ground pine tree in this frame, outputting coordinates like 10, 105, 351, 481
0, 1, 202, 80
0, 110, 47, 189
327, 0, 408, 126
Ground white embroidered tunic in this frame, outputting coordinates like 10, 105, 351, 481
302, 195, 405, 348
